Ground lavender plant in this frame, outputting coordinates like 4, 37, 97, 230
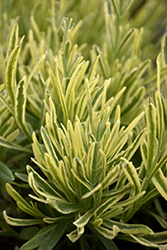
1, 0, 167, 249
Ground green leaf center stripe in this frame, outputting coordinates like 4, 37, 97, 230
6, 36, 25, 105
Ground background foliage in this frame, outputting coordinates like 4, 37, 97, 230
1, 0, 167, 249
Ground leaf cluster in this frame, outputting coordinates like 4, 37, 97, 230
1, 0, 167, 250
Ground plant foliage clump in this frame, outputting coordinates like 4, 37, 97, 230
1, 0, 167, 249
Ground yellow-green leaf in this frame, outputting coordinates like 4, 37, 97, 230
145, 103, 157, 172
6, 36, 24, 104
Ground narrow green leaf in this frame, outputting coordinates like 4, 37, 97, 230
5, 129, 20, 142
140, 188, 159, 206
47, 198, 82, 214
20, 224, 57, 250
65, 61, 89, 106
149, 152, 167, 180
98, 87, 126, 125
88, 56, 100, 82
94, 225, 119, 240
67, 120, 78, 157
142, 231, 167, 244
7, 23, 18, 59
46, 60, 68, 124
74, 210, 93, 227
32, 132, 45, 165
17, 200, 44, 218
0, 94, 14, 115
155, 91, 165, 142
145, 103, 157, 172
82, 184, 101, 199
75, 122, 87, 159
124, 0, 133, 12
19, 227, 39, 240
125, 128, 146, 160
111, 0, 120, 17
148, 211, 167, 229
144, 66, 167, 86
75, 117, 89, 151
43, 217, 65, 224
130, 235, 158, 248
14, 172, 28, 182
27, 166, 60, 198
114, 191, 145, 208
74, 157, 90, 183
117, 28, 135, 52
0, 162, 14, 185
152, 169, 167, 201
87, 142, 96, 181
76, 91, 87, 120
26, 54, 46, 87
5, 183, 43, 218
137, 59, 151, 79
121, 87, 145, 116
68, 62, 89, 118
6, 36, 24, 104
103, 219, 153, 235
121, 158, 141, 194
85, 78, 93, 126
101, 207, 123, 220
15, 76, 32, 141
102, 165, 120, 190
104, 3, 114, 55
46, 154, 71, 194
104, 119, 120, 157
30, 16, 41, 42
0, 115, 14, 138
0, 136, 32, 153
67, 227, 84, 243
140, 140, 147, 169
41, 126, 59, 165
37, 219, 71, 250
94, 193, 126, 217
3, 211, 42, 226
109, 112, 145, 159
101, 79, 108, 107
57, 126, 70, 157
71, 168, 92, 191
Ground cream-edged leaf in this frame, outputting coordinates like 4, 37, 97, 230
47, 198, 82, 214
15, 76, 32, 141
103, 219, 153, 235
152, 169, 167, 201
121, 158, 141, 194
6, 23, 19, 59
3, 211, 42, 226
73, 210, 93, 227
145, 103, 157, 172
6, 36, 24, 104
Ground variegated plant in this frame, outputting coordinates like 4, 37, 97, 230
1, 0, 167, 249
4, 66, 167, 249
3, 57, 167, 249
4, 95, 148, 249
